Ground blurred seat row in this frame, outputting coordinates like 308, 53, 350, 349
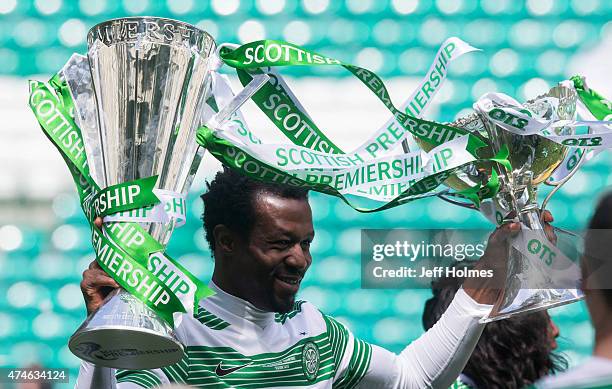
0, 0, 610, 77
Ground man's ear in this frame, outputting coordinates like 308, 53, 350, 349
213, 225, 235, 253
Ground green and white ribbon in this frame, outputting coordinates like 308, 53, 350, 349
548, 77, 612, 184
473, 91, 612, 146
573, 75, 612, 121
352, 37, 480, 156
202, 54, 502, 209
510, 226, 581, 288
91, 225, 185, 325
28, 77, 213, 328
197, 122, 505, 211
206, 72, 467, 203
81, 176, 159, 222
103, 222, 211, 319
215, 126, 478, 193
222, 40, 472, 151
104, 189, 187, 227
200, 38, 505, 210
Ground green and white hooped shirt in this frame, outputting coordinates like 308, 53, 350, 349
76, 283, 492, 388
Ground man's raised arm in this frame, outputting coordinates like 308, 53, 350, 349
335, 221, 525, 389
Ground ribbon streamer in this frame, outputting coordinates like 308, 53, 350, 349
28, 77, 213, 328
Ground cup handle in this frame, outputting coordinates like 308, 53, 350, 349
207, 72, 270, 129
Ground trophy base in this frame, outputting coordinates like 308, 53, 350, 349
69, 325, 184, 369
69, 288, 184, 369
480, 288, 584, 323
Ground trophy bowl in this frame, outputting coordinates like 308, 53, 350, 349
412, 83, 583, 321
413, 84, 575, 197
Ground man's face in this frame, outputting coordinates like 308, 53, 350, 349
232, 193, 314, 313
546, 313, 560, 350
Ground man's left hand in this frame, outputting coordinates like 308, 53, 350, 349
462, 210, 555, 305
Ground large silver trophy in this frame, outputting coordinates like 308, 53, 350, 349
64, 17, 216, 368
412, 83, 583, 322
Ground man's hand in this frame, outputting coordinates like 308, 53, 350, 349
541, 210, 556, 244
80, 260, 120, 315
462, 210, 555, 305
462, 221, 520, 304
80, 217, 119, 315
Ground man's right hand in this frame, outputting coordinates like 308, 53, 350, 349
80, 260, 120, 315
80, 217, 119, 315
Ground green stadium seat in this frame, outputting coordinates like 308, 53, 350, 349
309, 227, 334, 256
10, 341, 55, 367
345, 289, 389, 315
54, 283, 85, 312
58, 344, 81, 370
372, 317, 420, 345
313, 256, 360, 285
299, 285, 341, 313
393, 290, 433, 316
31, 311, 76, 339
32, 253, 76, 281
176, 253, 214, 280
0, 313, 17, 338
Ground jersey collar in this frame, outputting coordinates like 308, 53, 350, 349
207, 281, 276, 329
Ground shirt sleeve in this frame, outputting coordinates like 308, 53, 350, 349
323, 313, 373, 389
325, 287, 491, 389
75, 351, 189, 388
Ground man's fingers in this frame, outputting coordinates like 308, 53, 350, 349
94, 217, 103, 229
490, 222, 521, 244
88, 260, 102, 270
540, 210, 557, 243
82, 268, 119, 288
542, 210, 554, 223
92, 273, 120, 289
544, 224, 558, 245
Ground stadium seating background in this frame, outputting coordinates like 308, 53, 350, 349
1, 0, 611, 387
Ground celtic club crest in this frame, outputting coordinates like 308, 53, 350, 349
301, 341, 320, 381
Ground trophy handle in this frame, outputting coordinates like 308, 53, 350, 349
208, 72, 270, 128
437, 193, 477, 210
540, 127, 593, 213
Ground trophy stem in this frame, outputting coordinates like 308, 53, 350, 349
516, 203, 541, 228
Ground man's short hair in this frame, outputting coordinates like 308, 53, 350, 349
201, 166, 309, 253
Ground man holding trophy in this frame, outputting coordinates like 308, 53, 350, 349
27, 15, 601, 389
76, 166, 535, 388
